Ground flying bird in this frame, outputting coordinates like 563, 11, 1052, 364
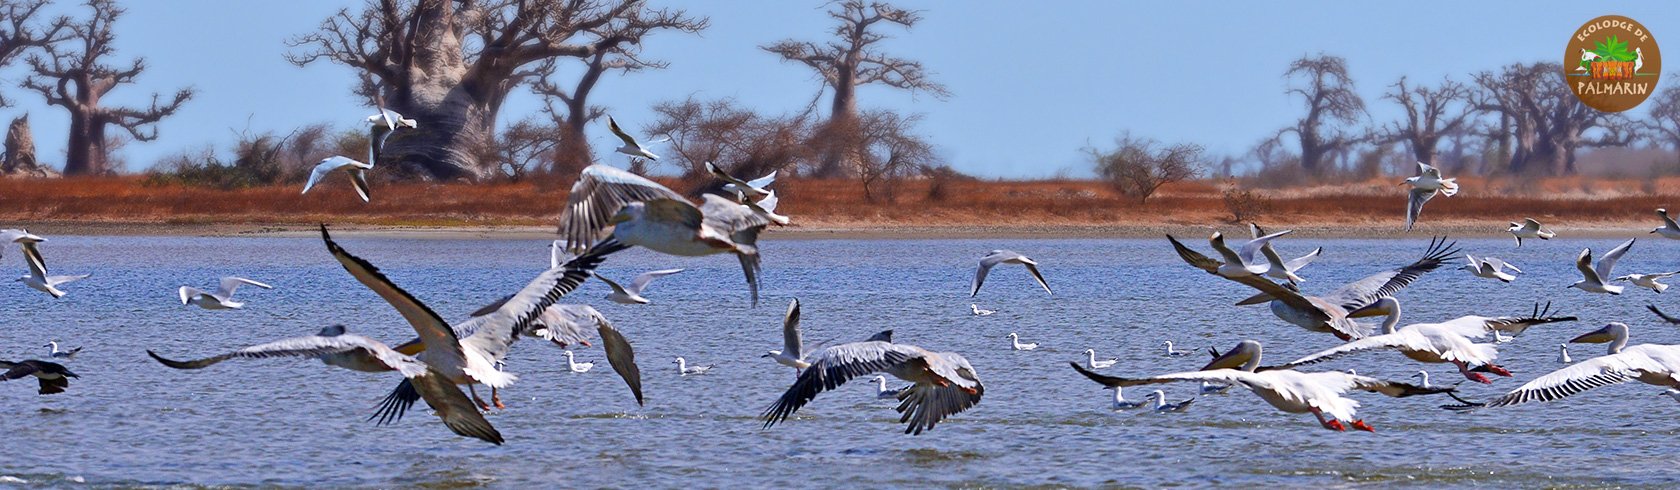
1615, 271, 1680, 293
1507, 218, 1555, 247
178, 276, 273, 310
762, 298, 810, 372
1444, 323, 1680, 410
302, 156, 374, 202
16, 240, 88, 299
762, 336, 983, 435
706, 162, 776, 201
1249, 223, 1320, 283
1651, 208, 1680, 239
607, 115, 667, 160
1568, 239, 1635, 295
147, 325, 428, 376
595, 268, 684, 305
970, 250, 1052, 297
1207, 230, 1293, 279
1403, 162, 1458, 232
0, 360, 79, 395
1460, 254, 1521, 283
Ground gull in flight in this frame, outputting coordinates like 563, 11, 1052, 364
1163, 341, 1193, 357
558, 164, 787, 306
1444, 323, 1680, 411
675, 357, 714, 376
706, 162, 776, 201
1250, 223, 1320, 283
178, 276, 273, 310
302, 156, 373, 202
1207, 230, 1292, 278
1070, 340, 1450, 432
971, 250, 1052, 297
595, 268, 684, 305
607, 115, 667, 160
1507, 218, 1554, 247
871, 375, 907, 400
1143, 390, 1195, 413
1006, 332, 1039, 351
1263, 298, 1576, 384
0, 228, 44, 249
44, 341, 80, 360
763, 299, 810, 372
1460, 254, 1521, 283
970, 304, 995, 316
1653, 208, 1680, 239
365, 107, 417, 164
0, 360, 79, 394
1168, 235, 1457, 340
1569, 238, 1635, 295
1083, 349, 1117, 369
761, 335, 983, 435
562, 351, 593, 373
1403, 162, 1458, 232
1557, 343, 1572, 364
15, 240, 88, 299
1615, 271, 1680, 293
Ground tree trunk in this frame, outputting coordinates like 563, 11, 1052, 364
553, 114, 592, 176
814, 71, 859, 178
369, 0, 495, 181
62, 110, 103, 175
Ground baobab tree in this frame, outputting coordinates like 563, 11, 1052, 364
644, 96, 810, 180
1473, 62, 1635, 175
21, 0, 193, 176
1278, 54, 1366, 174
288, 0, 703, 181
1380, 76, 1476, 168
0, 0, 65, 107
762, 0, 948, 177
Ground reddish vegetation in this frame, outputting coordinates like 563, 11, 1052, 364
1, 176, 1675, 234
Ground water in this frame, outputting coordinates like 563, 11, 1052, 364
3, 235, 1680, 488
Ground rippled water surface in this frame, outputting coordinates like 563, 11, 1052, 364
4, 235, 1680, 488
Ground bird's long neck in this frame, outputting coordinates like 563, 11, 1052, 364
877, 378, 888, 392
1610, 329, 1629, 355
1164, 341, 1174, 354
1113, 387, 1125, 404
47, 342, 57, 353
1087, 351, 1098, 363
1152, 393, 1166, 409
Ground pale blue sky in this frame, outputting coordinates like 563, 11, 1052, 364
0, 1, 1672, 178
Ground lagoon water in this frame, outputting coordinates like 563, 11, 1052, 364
3, 235, 1680, 487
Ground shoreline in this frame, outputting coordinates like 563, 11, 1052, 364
9, 220, 1659, 240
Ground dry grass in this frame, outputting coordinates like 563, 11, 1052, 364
3, 175, 1678, 234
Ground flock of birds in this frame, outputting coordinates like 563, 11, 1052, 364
9, 110, 1680, 445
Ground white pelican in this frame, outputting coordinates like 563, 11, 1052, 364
1507, 218, 1554, 247
706, 162, 776, 201
675, 357, 714, 376
0, 360, 79, 395
761, 336, 983, 435
1403, 162, 1458, 232
558, 164, 784, 306
1460, 254, 1521, 283
321, 225, 624, 443
562, 351, 594, 373
1208, 230, 1292, 278
1652, 208, 1680, 239
302, 156, 373, 202
1163, 341, 1192, 357
1615, 271, 1680, 293
44, 341, 80, 360
1558, 343, 1572, 364
1577, 48, 1599, 71
1006, 332, 1038, 351
1083, 349, 1117, 369
178, 276, 273, 310
1265, 298, 1576, 383
16, 241, 88, 299
871, 375, 906, 399
607, 115, 667, 160
971, 250, 1052, 297
1070, 340, 1449, 432
595, 268, 684, 304
1144, 390, 1195, 412
1250, 223, 1320, 283
1635, 47, 1645, 74
970, 304, 995, 316
1568, 238, 1635, 295
762, 299, 809, 371
1169, 235, 1456, 341
1446, 323, 1680, 410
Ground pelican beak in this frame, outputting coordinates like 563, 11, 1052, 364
1569, 325, 1616, 344
608, 211, 633, 225
1200, 345, 1250, 371
1346, 301, 1392, 319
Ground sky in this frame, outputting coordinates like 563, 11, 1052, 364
0, 1, 1674, 178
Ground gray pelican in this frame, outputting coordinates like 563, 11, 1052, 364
1071, 340, 1450, 432
762, 336, 982, 435
178, 276, 273, 310
595, 268, 684, 305
16, 240, 88, 299
0, 360, 78, 394
971, 250, 1052, 297
147, 325, 427, 376
557, 164, 785, 306
1168, 235, 1456, 340
1403, 162, 1458, 232
1568, 239, 1635, 294
1507, 218, 1554, 247
1446, 323, 1680, 409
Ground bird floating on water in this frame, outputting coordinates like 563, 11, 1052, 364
563, 351, 594, 373
1006, 333, 1038, 351
1557, 343, 1572, 364
1143, 390, 1195, 413
1083, 349, 1117, 369
871, 375, 906, 400
675, 357, 714, 376
970, 304, 995, 316
1163, 341, 1192, 357
44, 341, 80, 360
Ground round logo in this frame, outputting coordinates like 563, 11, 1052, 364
1565, 15, 1660, 112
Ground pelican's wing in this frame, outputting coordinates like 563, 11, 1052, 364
895, 352, 984, 435
557, 164, 689, 253
1238, 230, 1292, 264
1265, 330, 1440, 370
1480, 346, 1676, 408
409, 369, 504, 445
0, 361, 42, 381
21, 241, 47, 278
606, 115, 640, 147
700, 193, 774, 234
1648, 304, 1680, 325
1167, 235, 1328, 323
456, 239, 628, 377
761, 341, 921, 428
1574, 248, 1599, 283
1346, 374, 1456, 398
217, 276, 273, 297
781, 298, 803, 360
627, 268, 683, 294
1324, 236, 1458, 310
595, 315, 643, 406
1595, 239, 1635, 279
1405, 188, 1436, 232
321, 225, 463, 362
146, 333, 426, 377
1068, 362, 1264, 389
